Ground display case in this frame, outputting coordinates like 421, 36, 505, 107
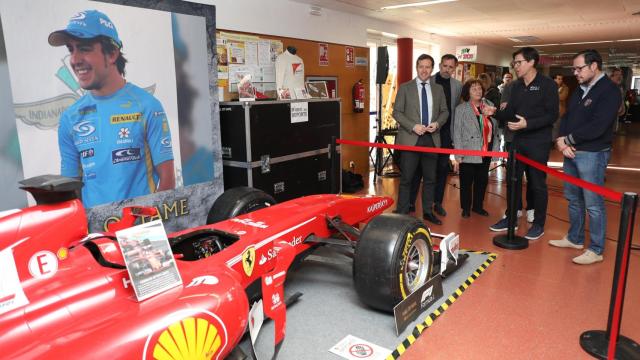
219, 98, 341, 201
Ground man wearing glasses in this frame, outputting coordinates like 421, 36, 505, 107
489, 47, 559, 240
550, 49, 620, 265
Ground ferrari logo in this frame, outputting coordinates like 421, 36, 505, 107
242, 246, 256, 277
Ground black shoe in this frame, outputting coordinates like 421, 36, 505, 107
409, 205, 416, 213
423, 213, 442, 225
434, 203, 447, 216
472, 208, 489, 216
461, 210, 470, 218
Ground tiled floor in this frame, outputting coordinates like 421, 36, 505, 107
357, 123, 640, 359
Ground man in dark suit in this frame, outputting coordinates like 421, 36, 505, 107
393, 54, 449, 225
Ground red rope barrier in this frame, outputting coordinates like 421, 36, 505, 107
336, 138, 624, 203
515, 154, 623, 202
336, 138, 507, 158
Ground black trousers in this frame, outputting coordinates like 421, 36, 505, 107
459, 157, 491, 211
507, 139, 551, 227
505, 141, 535, 211
409, 149, 450, 208
397, 136, 438, 215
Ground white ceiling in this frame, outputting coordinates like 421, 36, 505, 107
293, 0, 640, 66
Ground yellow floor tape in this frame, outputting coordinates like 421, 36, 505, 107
387, 250, 498, 360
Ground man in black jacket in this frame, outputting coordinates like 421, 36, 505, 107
489, 47, 559, 240
549, 49, 620, 265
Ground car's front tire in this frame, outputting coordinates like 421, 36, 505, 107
353, 213, 434, 312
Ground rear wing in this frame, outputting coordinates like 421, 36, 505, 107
19, 175, 82, 205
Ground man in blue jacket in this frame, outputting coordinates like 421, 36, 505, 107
549, 49, 620, 265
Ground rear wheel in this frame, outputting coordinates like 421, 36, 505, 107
353, 213, 434, 312
206, 187, 276, 224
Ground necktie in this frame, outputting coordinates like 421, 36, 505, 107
421, 82, 429, 126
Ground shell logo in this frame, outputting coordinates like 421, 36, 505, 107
144, 310, 228, 360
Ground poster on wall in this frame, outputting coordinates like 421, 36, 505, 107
0, 0, 223, 232
319, 43, 329, 66
345, 46, 354, 67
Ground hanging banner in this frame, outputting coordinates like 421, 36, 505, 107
456, 45, 478, 62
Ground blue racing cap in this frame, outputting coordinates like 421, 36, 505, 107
48, 10, 122, 48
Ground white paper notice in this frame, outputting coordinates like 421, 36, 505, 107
245, 40, 258, 65
291, 102, 309, 123
258, 40, 272, 65
329, 334, 391, 360
261, 66, 276, 83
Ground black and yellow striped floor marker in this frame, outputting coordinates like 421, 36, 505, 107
387, 250, 498, 360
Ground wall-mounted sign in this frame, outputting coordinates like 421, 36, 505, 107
319, 43, 329, 66
456, 45, 478, 62
355, 57, 368, 67
345, 46, 354, 67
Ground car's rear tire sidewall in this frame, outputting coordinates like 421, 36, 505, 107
353, 213, 433, 312
206, 187, 276, 224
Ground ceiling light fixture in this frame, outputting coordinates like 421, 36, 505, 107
514, 38, 640, 47
381, 0, 458, 10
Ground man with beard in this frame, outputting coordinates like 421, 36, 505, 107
550, 49, 620, 264
50, 10, 175, 208
408, 54, 462, 217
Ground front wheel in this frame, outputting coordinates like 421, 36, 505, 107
353, 213, 434, 312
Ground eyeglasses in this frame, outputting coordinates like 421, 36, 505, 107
511, 59, 527, 68
572, 64, 589, 73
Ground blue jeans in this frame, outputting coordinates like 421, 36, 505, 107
563, 150, 610, 255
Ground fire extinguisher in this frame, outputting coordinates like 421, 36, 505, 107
352, 79, 365, 113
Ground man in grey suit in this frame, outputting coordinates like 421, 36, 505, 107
409, 54, 463, 216
393, 54, 449, 225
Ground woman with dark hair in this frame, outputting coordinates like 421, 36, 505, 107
478, 73, 501, 107
452, 79, 500, 218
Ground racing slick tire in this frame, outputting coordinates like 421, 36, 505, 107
206, 187, 276, 224
353, 213, 434, 312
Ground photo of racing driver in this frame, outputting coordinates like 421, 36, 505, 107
49, 10, 175, 208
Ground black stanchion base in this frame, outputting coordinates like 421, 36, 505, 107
492, 234, 528, 250
580, 330, 640, 359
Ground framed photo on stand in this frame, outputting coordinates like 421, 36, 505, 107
306, 76, 337, 98
305, 81, 328, 98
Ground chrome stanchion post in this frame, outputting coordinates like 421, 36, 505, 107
580, 192, 639, 359
493, 145, 528, 250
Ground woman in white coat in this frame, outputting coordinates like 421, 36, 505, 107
452, 79, 500, 218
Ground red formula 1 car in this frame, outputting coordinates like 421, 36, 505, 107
0, 175, 440, 359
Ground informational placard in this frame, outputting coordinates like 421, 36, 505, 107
116, 220, 182, 301
345, 46, 354, 67
393, 274, 443, 335
290, 102, 309, 123
0, 248, 30, 316
218, 32, 282, 100
319, 43, 329, 66
329, 334, 391, 360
